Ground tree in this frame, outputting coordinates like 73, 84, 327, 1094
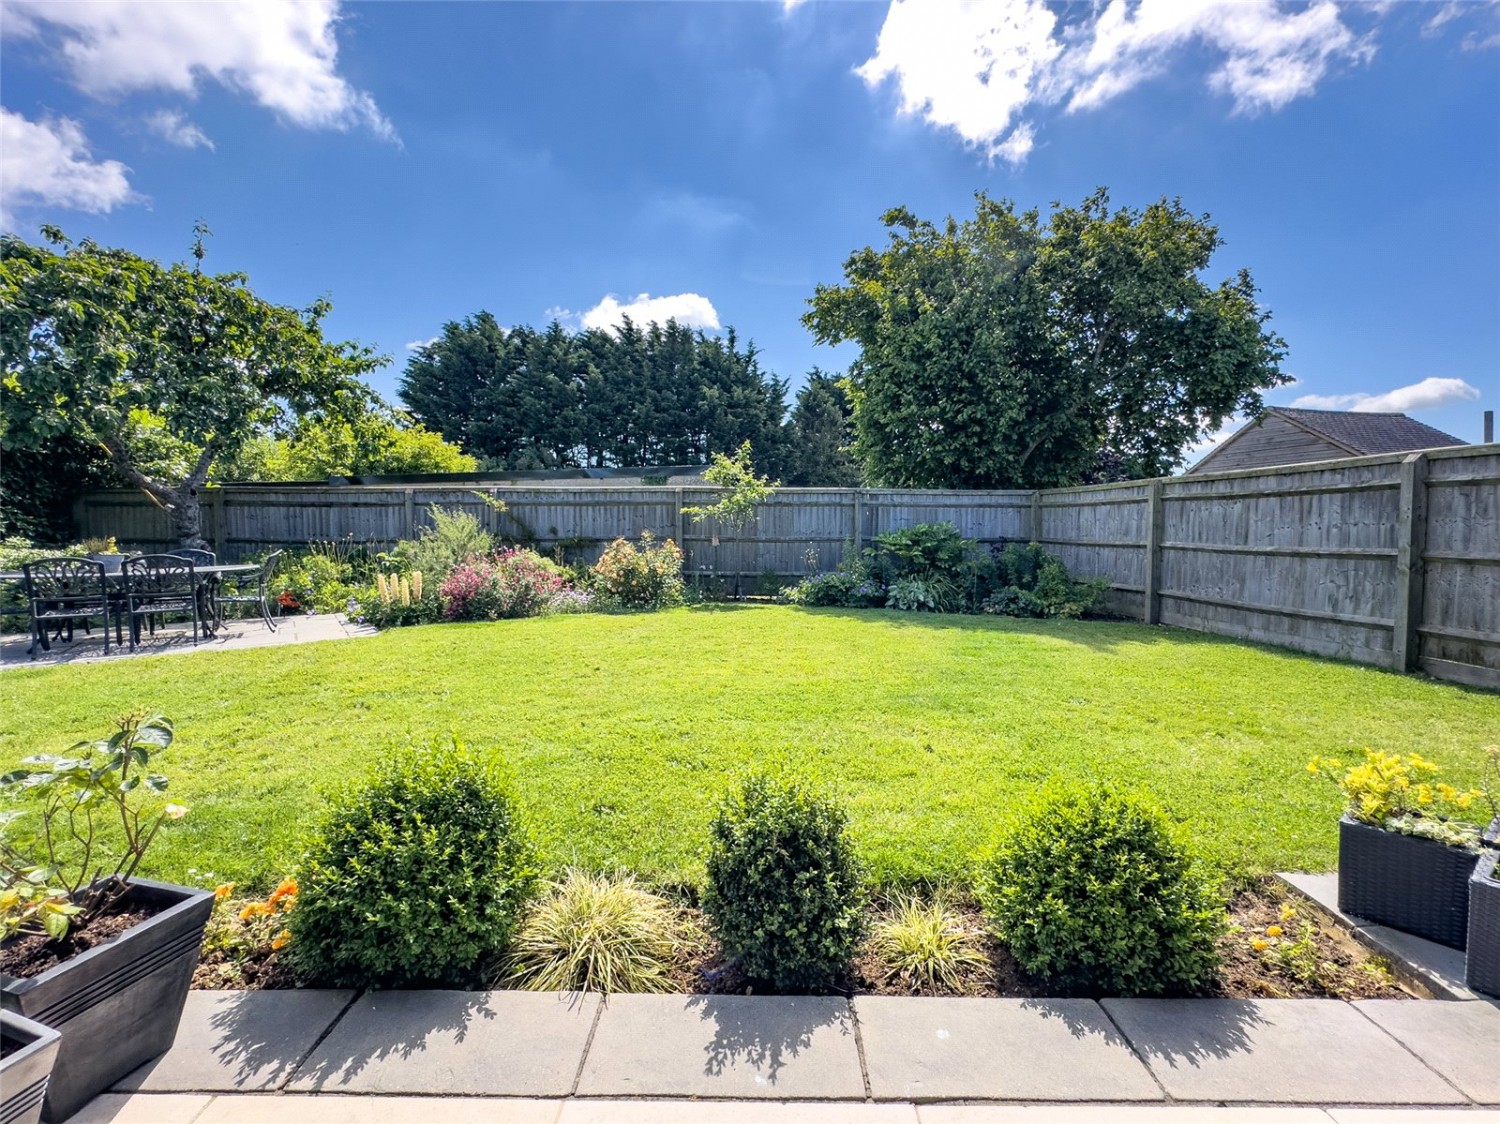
1, 227, 382, 546
219, 409, 477, 481
784, 369, 861, 487
803, 190, 1288, 488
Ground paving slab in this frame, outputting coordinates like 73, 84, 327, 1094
1326, 1112, 1500, 1123
66, 1093, 214, 1123
918, 1109, 1331, 1124
561, 1102, 918, 1123
1353, 998, 1500, 1104
1101, 998, 1466, 1104
193, 1095, 562, 1123
854, 996, 1160, 1102
112, 988, 355, 1092
575, 994, 864, 1100
287, 989, 599, 1096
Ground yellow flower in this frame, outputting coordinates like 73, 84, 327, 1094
1252, 939, 1270, 951
271, 929, 291, 951
1266, 925, 1283, 938
213, 883, 235, 901
164, 803, 188, 820
1279, 904, 1296, 922
239, 902, 271, 921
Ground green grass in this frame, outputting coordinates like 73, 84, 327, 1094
2, 606, 1494, 891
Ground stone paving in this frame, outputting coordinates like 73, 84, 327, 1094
0, 612, 375, 669
66, 988, 1500, 1121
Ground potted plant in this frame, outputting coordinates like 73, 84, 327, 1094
0, 712, 211, 1122
80, 536, 127, 574
1, 1010, 61, 1124
1310, 750, 1486, 949
1465, 747, 1500, 997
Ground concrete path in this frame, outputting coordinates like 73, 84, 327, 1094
68, 989, 1500, 1121
1, 613, 375, 669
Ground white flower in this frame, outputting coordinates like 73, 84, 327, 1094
163, 803, 188, 820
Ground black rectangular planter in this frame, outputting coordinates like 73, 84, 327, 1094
0, 878, 212, 1122
1467, 850, 1500, 998
1, 1010, 61, 1124
1337, 815, 1479, 950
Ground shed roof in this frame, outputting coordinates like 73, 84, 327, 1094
1269, 407, 1465, 455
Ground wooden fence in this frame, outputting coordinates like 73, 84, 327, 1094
76, 443, 1500, 689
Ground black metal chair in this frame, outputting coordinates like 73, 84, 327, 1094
22, 557, 120, 657
216, 550, 283, 631
121, 555, 201, 650
170, 548, 219, 632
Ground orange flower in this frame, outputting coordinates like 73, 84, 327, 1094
214, 883, 235, 901
239, 902, 271, 921
271, 929, 292, 951
267, 877, 299, 911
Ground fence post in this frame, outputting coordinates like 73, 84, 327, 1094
1143, 479, 1163, 625
1393, 452, 1429, 672
208, 488, 226, 555
851, 489, 864, 553
403, 488, 415, 541
1029, 491, 1042, 544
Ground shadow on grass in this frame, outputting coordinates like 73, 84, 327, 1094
689, 993, 851, 1085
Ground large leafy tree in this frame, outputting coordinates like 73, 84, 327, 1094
784, 369, 862, 487
804, 190, 1288, 488
218, 409, 476, 482
1, 227, 383, 546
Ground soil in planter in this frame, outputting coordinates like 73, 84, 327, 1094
0, 901, 159, 979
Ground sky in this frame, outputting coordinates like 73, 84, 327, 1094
2, 0, 1498, 462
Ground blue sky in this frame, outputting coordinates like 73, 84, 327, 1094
2, 0, 1497, 456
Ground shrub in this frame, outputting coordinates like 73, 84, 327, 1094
387, 505, 492, 580
868, 895, 989, 994
439, 548, 568, 621
288, 742, 538, 988
591, 531, 685, 610
975, 786, 1224, 996
500, 870, 687, 993
985, 543, 1109, 619
702, 770, 865, 991
783, 556, 883, 608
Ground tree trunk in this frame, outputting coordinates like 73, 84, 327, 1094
168, 485, 209, 550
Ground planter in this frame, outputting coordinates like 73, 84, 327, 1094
1337, 814, 1478, 950
1484, 816, 1500, 850
84, 553, 126, 574
1467, 850, 1500, 998
1, 1010, 61, 1124
1, 879, 212, 1122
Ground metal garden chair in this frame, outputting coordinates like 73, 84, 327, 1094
170, 548, 219, 631
215, 549, 283, 631
21, 557, 120, 657
120, 555, 201, 649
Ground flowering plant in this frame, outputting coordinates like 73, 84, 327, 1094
198, 877, 298, 987
590, 532, 684, 610
0, 711, 186, 940
1309, 749, 1484, 848
440, 549, 570, 621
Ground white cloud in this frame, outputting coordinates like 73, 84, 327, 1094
405, 336, 440, 352
1290, 377, 1481, 414
144, 109, 214, 151
0, 108, 136, 224
857, 0, 1372, 163
580, 293, 722, 332
6, 0, 394, 140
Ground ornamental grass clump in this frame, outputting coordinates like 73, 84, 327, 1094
500, 870, 687, 994
288, 741, 537, 988
868, 894, 989, 994
702, 769, 865, 992
976, 786, 1224, 996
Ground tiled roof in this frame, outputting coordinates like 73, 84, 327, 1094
1270, 408, 1466, 455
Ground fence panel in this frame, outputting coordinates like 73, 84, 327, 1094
74, 443, 1500, 688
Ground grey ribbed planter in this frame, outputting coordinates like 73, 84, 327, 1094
1336, 815, 1478, 950
1, 1010, 60, 1124
0, 879, 212, 1122
1466, 850, 1500, 998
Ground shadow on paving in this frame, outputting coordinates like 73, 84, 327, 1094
688, 994, 851, 1085
1101, 997, 1266, 1068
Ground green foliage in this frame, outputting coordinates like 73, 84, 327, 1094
221, 410, 476, 481
288, 740, 538, 988
0, 711, 184, 938
386, 505, 493, 580
804, 190, 1288, 487
984, 543, 1110, 619
400, 314, 789, 473
590, 532, 685, 610
683, 441, 778, 530
976, 787, 1224, 996
784, 369, 862, 487
782, 555, 884, 608
703, 769, 865, 991
868, 895, 989, 994
500, 870, 687, 993
1, 227, 383, 546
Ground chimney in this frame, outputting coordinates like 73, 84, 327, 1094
1486, 409, 1495, 445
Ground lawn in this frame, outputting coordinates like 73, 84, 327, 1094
1, 606, 1494, 892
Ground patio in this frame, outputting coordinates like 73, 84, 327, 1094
0, 613, 375, 670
